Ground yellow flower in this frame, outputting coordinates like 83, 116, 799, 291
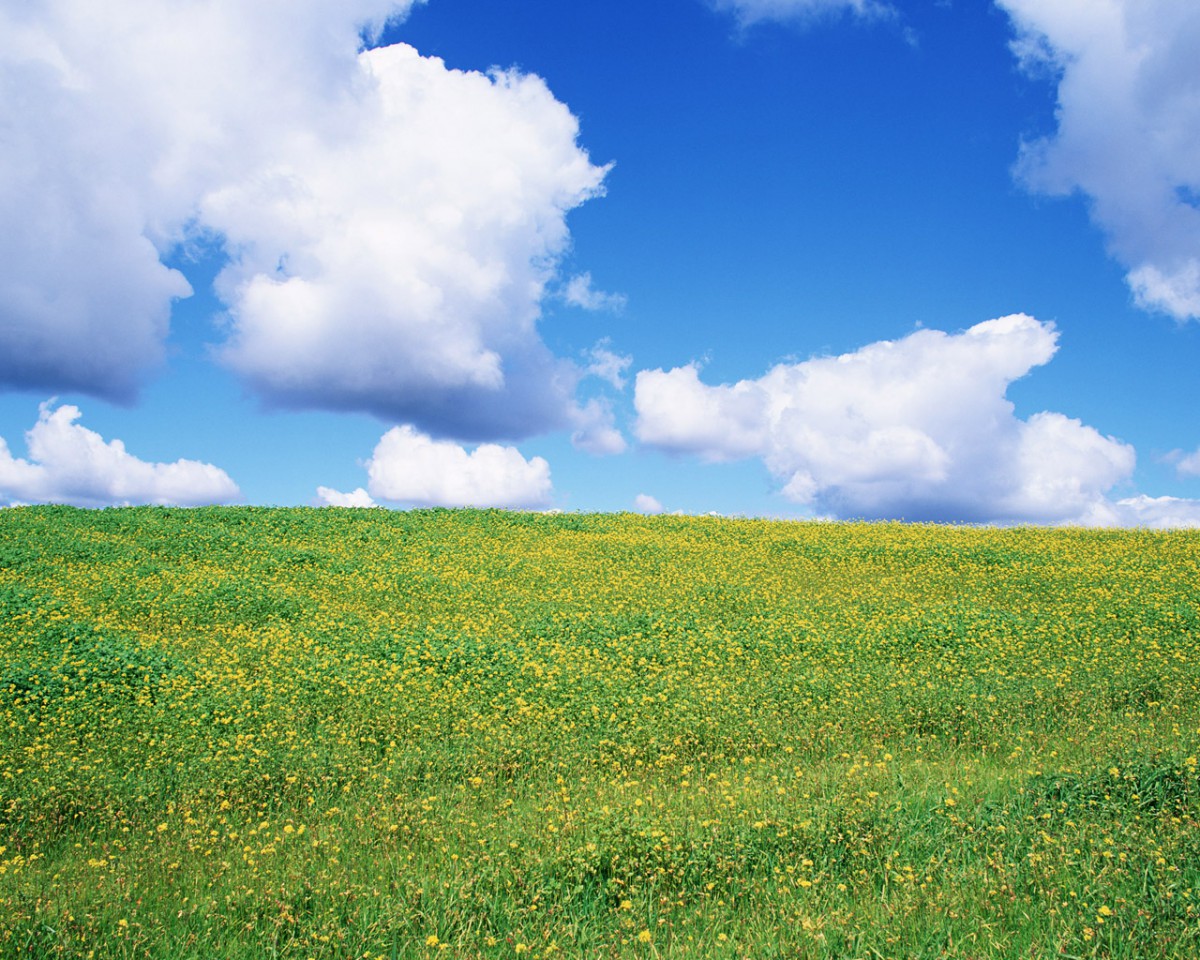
638, 930, 652, 943
426, 935, 440, 947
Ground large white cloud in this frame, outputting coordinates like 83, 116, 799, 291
210, 43, 608, 439
999, 0, 1200, 321
1, 1, 608, 439
0, 402, 240, 507
0, 0, 420, 399
320, 424, 553, 509
634, 314, 1152, 524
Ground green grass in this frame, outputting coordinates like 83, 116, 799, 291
1, 506, 1199, 958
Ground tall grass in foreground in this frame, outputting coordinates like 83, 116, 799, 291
2, 506, 1199, 958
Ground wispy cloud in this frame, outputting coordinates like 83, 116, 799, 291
709, 0, 893, 28
585, 339, 633, 390
570, 398, 627, 456
561, 273, 627, 313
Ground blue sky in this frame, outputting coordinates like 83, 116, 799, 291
2, 0, 1200, 524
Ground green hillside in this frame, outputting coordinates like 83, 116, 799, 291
2, 507, 1199, 958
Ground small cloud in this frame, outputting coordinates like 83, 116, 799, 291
315, 486, 377, 508
570, 398, 627, 456
634, 493, 664, 514
1129, 263, 1200, 321
0, 401, 240, 507
710, 0, 895, 28
349, 424, 552, 509
1175, 448, 1200, 477
562, 273, 627, 313
585, 339, 633, 390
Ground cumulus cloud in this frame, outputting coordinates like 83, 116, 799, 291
0, 0, 420, 399
325, 424, 553, 509
1, 2, 609, 439
634, 314, 1149, 524
635, 362, 771, 463
634, 493, 664, 514
999, 0, 1200, 320
0, 402, 240, 507
710, 0, 891, 27
211, 44, 609, 439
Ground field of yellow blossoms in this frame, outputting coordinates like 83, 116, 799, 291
2, 506, 1199, 958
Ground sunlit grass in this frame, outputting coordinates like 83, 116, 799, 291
2, 506, 1199, 957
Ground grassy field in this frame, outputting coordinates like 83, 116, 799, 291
1, 506, 1199, 959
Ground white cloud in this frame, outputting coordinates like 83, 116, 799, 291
585, 339, 633, 390
1100, 495, 1200, 529
355, 424, 552, 509
1177, 448, 1200, 477
211, 44, 609, 439
562, 273, 627, 313
315, 486, 378, 508
570, 399, 627, 456
1129, 263, 1200, 320
999, 0, 1200, 321
634, 314, 1148, 524
710, 0, 891, 27
634, 363, 773, 462
634, 493, 664, 514
998, 411, 1135, 523
0, 0, 420, 400
0, 402, 240, 507
1, 2, 609, 440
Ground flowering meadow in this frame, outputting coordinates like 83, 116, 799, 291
2, 506, 1199, 958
